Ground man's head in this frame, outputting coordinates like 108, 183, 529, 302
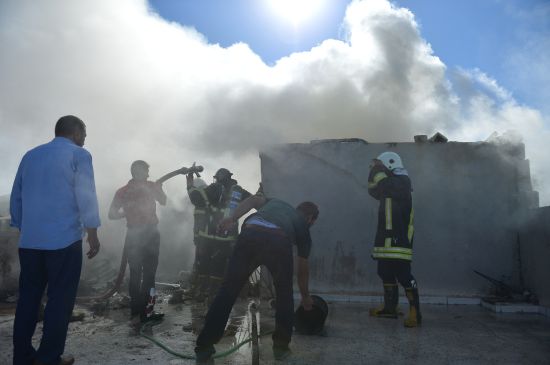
131, 160, 149, 181
213, 168, 233, 184
374, 151, 404, 171
55, 115, 86, 147
296, 201, 319, 227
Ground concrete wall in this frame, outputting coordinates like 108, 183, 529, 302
0, 195, 9, 216
519, 207, 550, 307
260, 139, 538, 297
0, 217, 19, 296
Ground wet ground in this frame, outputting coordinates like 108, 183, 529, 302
1, 297, 550, 365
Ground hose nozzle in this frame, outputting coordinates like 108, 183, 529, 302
182, 162, 203, 177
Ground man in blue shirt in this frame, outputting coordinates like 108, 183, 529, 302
10, 115, 102, 365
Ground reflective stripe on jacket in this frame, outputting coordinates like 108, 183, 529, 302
188, 186, 208, 239
188, 184, 248, 242
368, 166, 414, 261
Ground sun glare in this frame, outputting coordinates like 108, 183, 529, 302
267, 0, 327, 26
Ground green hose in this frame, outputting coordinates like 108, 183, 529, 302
139, 319, 274, 360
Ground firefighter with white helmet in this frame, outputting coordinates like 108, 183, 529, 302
375, 151, 404, 170
367, 151, 422, 327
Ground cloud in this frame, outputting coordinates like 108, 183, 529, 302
0, 0, 549, 222
502, 2, 550, 116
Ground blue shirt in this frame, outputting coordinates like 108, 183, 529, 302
10, 137, 101, 250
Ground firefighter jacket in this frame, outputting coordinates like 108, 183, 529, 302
187, 181, 251, 242
368, 165, 414, 261
186, 186, 208, 242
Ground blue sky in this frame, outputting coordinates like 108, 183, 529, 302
149, 0, 350, 64
149, 0, 550, 113
1, 0, 549, 202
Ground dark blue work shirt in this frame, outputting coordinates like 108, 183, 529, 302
247, 198, 312, 258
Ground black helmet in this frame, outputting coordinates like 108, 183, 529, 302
213, 168, 233, 182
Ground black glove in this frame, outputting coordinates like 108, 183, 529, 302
368, 164, 389, 182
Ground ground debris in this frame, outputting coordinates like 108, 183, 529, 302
109, 293, 131, 309
88, 292, 131, 314
4, 295, 17, 303
70, 310, 86, 322
168, 289, 186, 304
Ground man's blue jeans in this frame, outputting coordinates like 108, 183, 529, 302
13, 241, 82, 365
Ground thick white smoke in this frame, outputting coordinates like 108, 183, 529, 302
0, 0, 549, 265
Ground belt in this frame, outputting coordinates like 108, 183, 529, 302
244, 224, 287, 237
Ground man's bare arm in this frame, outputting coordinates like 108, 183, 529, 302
153, 183, 168, 206
186, 173, 194, 189
108, 200, 125, 220
218, 194, 267, 232
86, 228, 101, 259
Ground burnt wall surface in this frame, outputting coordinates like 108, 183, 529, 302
260, 139, 538, 298
519, 207, 550, 306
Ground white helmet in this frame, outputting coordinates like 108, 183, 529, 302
376, 152, 404, 170
193, 178, 207, 188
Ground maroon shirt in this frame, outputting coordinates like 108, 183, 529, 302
111, 180, 165, 227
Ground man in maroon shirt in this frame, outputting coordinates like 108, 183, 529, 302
108, 160, 169, 323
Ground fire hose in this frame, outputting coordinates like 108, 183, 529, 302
76, 164, 203, 303
139, 304, 272, 361
76, 243, 128, 303
78, 267, 271, 360
73, 162, 271, 360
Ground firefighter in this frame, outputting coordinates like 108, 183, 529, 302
367, 151, 421, 327
185, 176, 207, 297
186, 168, 251, 302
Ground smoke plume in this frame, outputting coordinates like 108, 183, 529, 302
1, 0, 548, 274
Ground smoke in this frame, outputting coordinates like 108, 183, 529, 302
1, 0, 549, 274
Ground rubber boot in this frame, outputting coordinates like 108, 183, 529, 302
404, 287, 422, 327
369, 284, 398, 318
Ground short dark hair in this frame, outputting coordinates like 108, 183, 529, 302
296, 201, 319, 220
55, 115, 85, 137
131, 160, 149, 177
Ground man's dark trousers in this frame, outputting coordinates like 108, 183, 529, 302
126, 225, 160, 318
195, 238, 233, 283
13, 240, 82, 365
196, 226, 294, 354
377, 259, 415, 287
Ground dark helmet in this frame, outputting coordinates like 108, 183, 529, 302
213, 168, 233, 182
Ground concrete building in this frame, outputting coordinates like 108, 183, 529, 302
519, 206, 550, 307
1, 140, 550, 364
0, 195, 19, 298
259, 135, 549, 307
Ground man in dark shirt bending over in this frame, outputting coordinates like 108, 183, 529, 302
194, 195, 319, 363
